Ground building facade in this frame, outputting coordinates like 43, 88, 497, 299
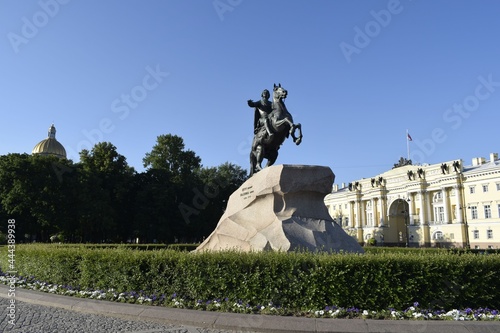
324, 153, 500, 249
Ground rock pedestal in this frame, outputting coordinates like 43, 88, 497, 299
195, 165, 364, 253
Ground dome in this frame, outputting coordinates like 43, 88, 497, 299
32, 124, 67, 159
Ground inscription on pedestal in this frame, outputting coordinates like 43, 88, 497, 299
240, 186, 254, 200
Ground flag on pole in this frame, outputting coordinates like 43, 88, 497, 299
406, 130, 412, 160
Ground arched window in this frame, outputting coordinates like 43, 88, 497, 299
433, 231, 444, 240
433, 192, 443, 202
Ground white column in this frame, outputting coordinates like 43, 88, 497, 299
349, 201, 355, 228
426, 191, 433, 223
419, 191, 426, 225
454, 185, 463, 223
372, 198, 378, 227
356, 200, 362, 228
360, 200, 366, 227
442, 187, 450, 223
379, 195, 387, 226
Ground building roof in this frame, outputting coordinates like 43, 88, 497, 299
32, 124, 67, 159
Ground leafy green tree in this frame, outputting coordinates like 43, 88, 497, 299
0, 154, 78, 242
78, 142, 135, 242
140, 134, 203, 242
132, 169, 177, 243
183, 162, 248, 241
143, 134, 201, 183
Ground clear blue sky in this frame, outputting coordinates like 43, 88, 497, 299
1, 0, 500, 184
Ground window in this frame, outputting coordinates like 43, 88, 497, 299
366, 212, 373, 226
497, 183, 500, 191
483, 184, 489, 193
470, 186, 476, 194
434, 207, 444, 223
498, 204, 500, 218
487, 229, 493, 239
433, 231, 444, 240
473, 230, 479, 239
434, 192, 443, 202
484, 205, 491, 219
470, 206, 478, 219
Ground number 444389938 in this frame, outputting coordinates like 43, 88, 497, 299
7, 219, 15, 271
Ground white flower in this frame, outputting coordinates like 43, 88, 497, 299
362, 310, 369, 316
330, 309, 340, 317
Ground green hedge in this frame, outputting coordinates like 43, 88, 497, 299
2, 244, 500, 311
13, 243, 199, 251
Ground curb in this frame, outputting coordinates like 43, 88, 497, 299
1, 285, 500, 333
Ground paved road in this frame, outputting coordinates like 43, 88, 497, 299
0, 298, 251, 333
0, 297, 254, 333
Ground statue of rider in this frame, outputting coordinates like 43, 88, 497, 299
247, 89, 274, 173
247, 89, 273, 147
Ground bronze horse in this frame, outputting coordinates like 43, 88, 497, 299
249, 84, 302, 176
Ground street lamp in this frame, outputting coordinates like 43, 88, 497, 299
464, 206, 471, 249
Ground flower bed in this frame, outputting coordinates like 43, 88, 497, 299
1, 273, 499, 321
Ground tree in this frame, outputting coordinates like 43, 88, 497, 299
0, 154, 78, 242
184, 162, 248, 241
143, 134, 201, 183
132, 169, 177, 243
78, 142, 135, 242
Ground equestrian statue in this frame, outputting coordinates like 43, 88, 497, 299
247, 83, 302, 176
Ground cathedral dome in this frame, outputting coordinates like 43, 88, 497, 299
32, 124, 67, 159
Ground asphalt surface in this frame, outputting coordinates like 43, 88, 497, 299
1, 284, 500, 333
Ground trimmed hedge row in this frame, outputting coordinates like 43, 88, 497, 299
17, 243, 199, 251
2, 244, 500, 311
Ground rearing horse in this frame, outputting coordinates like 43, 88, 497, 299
250, 83, 302, 176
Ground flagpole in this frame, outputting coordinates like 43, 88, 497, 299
406, 129, 410, 160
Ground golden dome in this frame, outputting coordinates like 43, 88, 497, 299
32, 124, 67, 159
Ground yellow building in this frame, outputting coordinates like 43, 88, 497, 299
32, 124, 67, 159
324, 153, 500, 249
